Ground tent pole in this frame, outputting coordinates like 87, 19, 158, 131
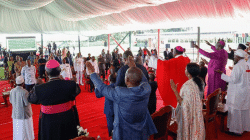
129, 31, 132, 49
158, 29, 160, 57
41, 34, 43, 55
197, 27, 200, 62
111, 35, 125, 51
108, 34, 110, 51
78, 35, 80, 53
115, 32, 130, 49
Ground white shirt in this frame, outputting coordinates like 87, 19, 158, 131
221, 59, 250, 110
148, 55, 158, 69
21, 65, 36, 85
45, 50, 49, 55
74, 57, 84, 71
60, 63, 72, 79
86, 60, 99, 75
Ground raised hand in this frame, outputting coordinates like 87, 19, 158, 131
201, 58, 208, 65
215, 69, 223, 74
228, 45, 232, 51
205, 40, 211, 46
194, 44, 200, 50
170, 79, 178, 93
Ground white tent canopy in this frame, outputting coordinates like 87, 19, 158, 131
1, 0, 250, 35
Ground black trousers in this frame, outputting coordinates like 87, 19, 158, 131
105, 62, 110, 74
25, 84, 35, 92
90, 78, 94, 92
99, 69, 105, 80
39, 68, 45, 78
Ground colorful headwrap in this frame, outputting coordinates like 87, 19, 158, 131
175, 46, 184, 52
219, 41, 225, 47
45, 60, 60, 69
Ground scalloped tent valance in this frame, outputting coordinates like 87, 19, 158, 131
0, 0, 250, 35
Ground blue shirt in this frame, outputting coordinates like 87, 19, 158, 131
91, 73, 157, 139
27, 55, 36, 65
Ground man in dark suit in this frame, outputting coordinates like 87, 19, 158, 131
66, 52, 73, 67
53, 42, 57, 52
168, 48, 174, 59
48, 43, 51, 54
164, 48, 170, 60
54, 53, 62, 64
38, 55, 46, 78
115, 50, 149, 87
28, 60, 80, 140
86, 53, 91, 61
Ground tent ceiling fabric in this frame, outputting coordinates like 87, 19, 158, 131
0, 0, 250, 35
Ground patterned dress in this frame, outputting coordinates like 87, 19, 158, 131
14, 62, 22, 76
7, 60, 14, 78
34, 59, 39, 77
176, 79, 205, 140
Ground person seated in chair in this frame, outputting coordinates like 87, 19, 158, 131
87, 56, 157, 140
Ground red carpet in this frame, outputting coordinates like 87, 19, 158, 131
0, 80, 250, 140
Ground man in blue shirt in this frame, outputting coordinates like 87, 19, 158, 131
27, 52, 36, 65
87, 57, 157, 139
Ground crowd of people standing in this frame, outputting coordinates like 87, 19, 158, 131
5, 39, 250, 140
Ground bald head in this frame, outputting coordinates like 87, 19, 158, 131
125, 67, 143, 87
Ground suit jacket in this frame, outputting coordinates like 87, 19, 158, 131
115, 63, 149, 87
90, 73, 157, 140
169, 52, 174, 59
55, 56, 62, 64
164, 50, 169, 60
95, 83, 114, 116
66, 57, 73, 66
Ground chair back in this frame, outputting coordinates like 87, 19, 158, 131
150, 105, 172, 140
220, 91, 227, 104
207, 88, 221, 116
71, 136, 95, 140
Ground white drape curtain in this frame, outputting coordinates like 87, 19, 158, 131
0, 0, 250, 34
0, 0, 55, 10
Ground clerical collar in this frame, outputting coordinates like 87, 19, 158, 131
175, 54, 182, 58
